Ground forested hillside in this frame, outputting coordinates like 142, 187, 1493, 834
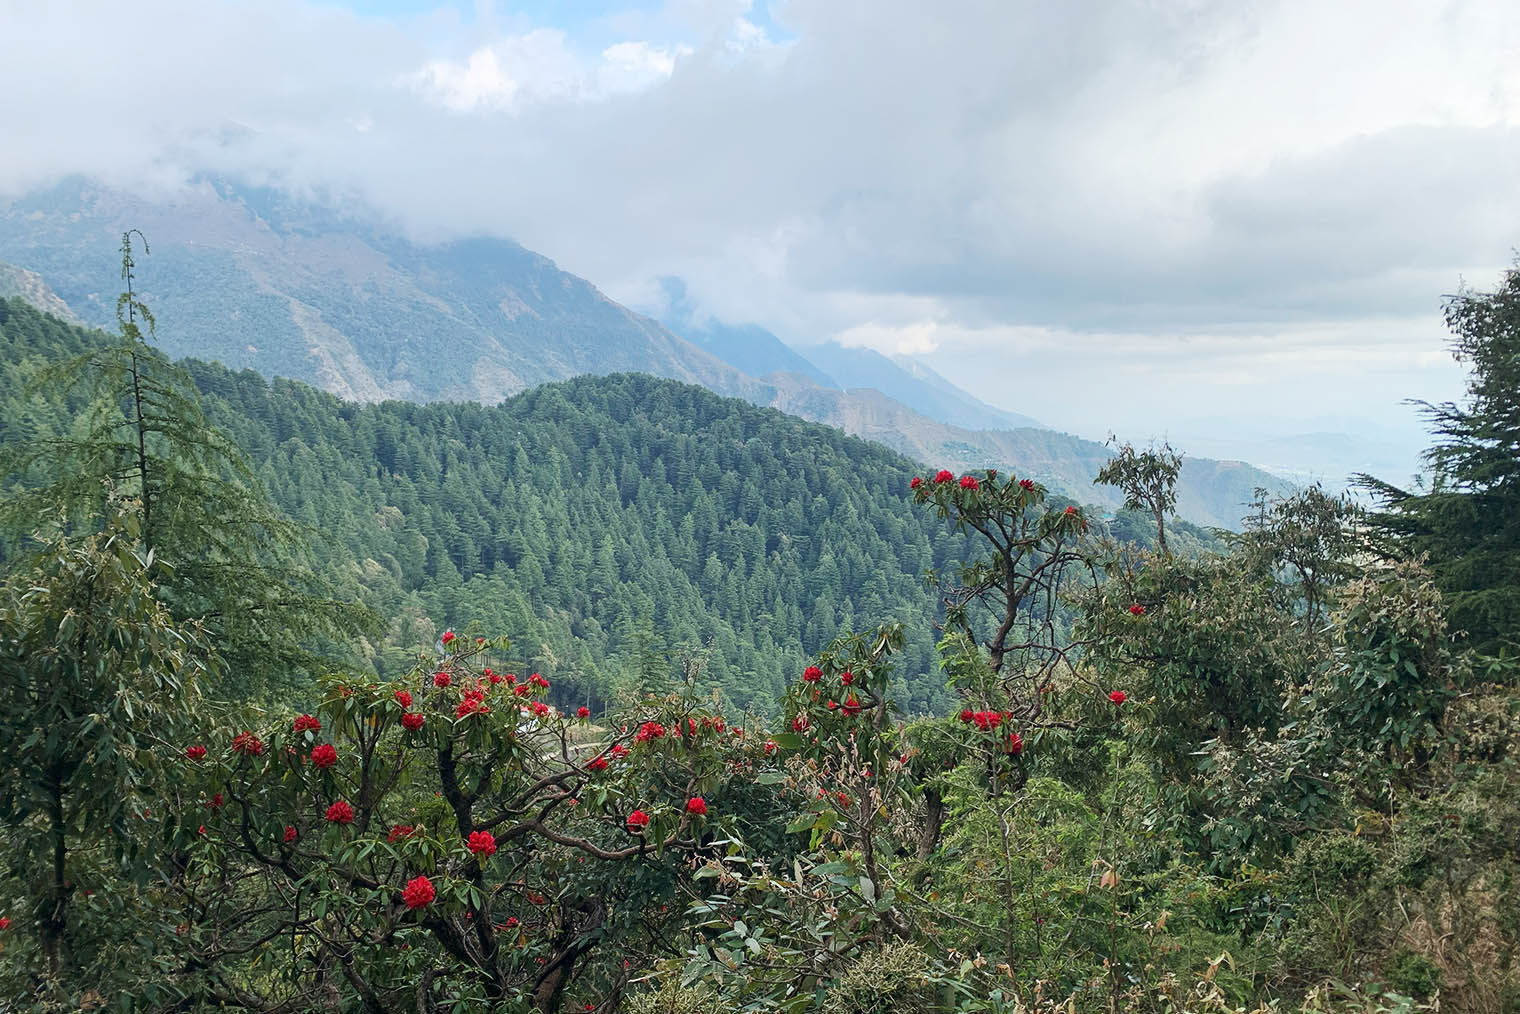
1, 296, 989, 710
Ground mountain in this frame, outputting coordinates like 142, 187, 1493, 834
798, 340, 1044, 431
656, 277, 839, 388
0, 260, 81, 324
763, 376, 1282, 528
0, 176, 1287, 527
0, 177, 766, 405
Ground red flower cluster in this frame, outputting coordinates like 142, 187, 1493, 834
934, 469, 954, 483
585, 754, 609, 772
440, 630, 456, 646
577, 706, 590, 719
466, 830, 497, 857
394, 689, 413, 708
208, 793, 224, 809
284, 826, 298, 843
959, 474, 979, 490
610, 744, 629, 759
792, 715, 810, 732
909, 476, 923, 489
310, 744, 338, 769
388, 824, 415, 843
1108, 690, 1128, 706
1128, 603, 1146, 616
1007, 732, 1024, 755
402, 875, 435, 909
802, 665, 822, 683
529, 700, 550, 718
686, 797, 707, 816
402, 712, 425, 731
961, 709, 1005, 730
231, 731, 265, 756
293, 714, 321, 734
842, 696, 861, 717
634, 721, 665, 743
764, 740, 778, 755
0, 917, 11, 930
456, 687, 490, 718
528, 673, 550, 689
325, 800, 354, 824
433, 671, 452, 688
1064, 505, 1077, 515
840, 670, 854, 686
626, 810, 650, 831
487, 670, 504, 685
185, 745, 207, 760
1018, 478, 1035, 491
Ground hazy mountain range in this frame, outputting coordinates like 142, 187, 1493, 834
0, 176, 1289, 527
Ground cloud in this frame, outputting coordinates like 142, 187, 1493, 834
0, 0, 1513, 443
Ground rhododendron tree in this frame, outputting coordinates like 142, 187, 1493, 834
154, 634, 757, 1011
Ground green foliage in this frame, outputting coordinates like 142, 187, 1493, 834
1358, 260, 1520, 656
0, 241, 371, 693
0, 501, 215, 999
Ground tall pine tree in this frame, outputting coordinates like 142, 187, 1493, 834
1358, 262, 1520, 656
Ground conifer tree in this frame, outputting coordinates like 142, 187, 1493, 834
1358, 262, 1520, 655
0, 233, 370, 692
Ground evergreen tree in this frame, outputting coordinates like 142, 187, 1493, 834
0, 234, 370, 692
1358, 262, 1520, 655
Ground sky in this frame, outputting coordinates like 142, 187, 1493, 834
2, 0, 1517, 463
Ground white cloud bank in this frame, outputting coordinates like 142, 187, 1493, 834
1, 0, 1515, 441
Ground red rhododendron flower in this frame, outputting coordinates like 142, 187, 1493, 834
530, 700, 549, 718
960, 474, 979, 490
934, 469, 954, 483
586, 754, 609, 772
466, 830, 496, 857
440, 630, 456, 646
634, 721, 665, 743
909, 476, 923, 489
0, 917, 10, 930
310, 744, 338, 768
802, 665, 822, 682
793, 715, 810, 732
686, 797, 707, 816
959, 709, 974, 723
401, 712, 425, 731
577, 706, 590, 719
1007, 732, 1024, 755
394, 689, 413, 707
1064, 505, 1077, 515
488, 672, 504, 684
325, 800, 354, 824
293, 714, 321, 734
1108, 690, 1128, 705
208, 793, 224, 809
1019, 478, 1035, 491
529, 673, 550, 689
842, 696, 861, 717
505, 916, 519, 928
284, 826, 298, 843
513, 684, 529, 697
388, 824, 415, 843
402, 875, 435, 909
626, 810, 650, 831
714, 718, 725, 733
764, 740, 777, 755
1128, 603, 1146, 615
185, 745, 207, 760
433, 671, 451, 688
231, 731, 265, 756
840, 670, 854, 686
836, 792, 851, 807
610, 743, 629, 759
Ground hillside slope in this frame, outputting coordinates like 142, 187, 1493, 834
0, 177, 765, 405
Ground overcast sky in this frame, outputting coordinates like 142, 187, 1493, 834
3, 0, 1517, 453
